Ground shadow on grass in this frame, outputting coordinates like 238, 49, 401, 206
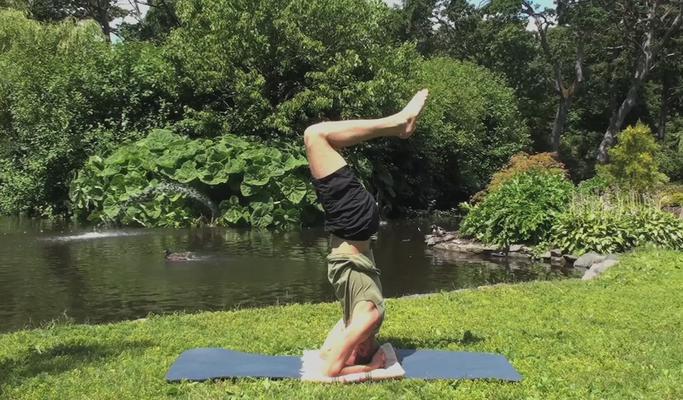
0, 338, 153, 387
383, 330, 485, 349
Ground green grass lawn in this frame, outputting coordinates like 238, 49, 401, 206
1, 249, 682, 399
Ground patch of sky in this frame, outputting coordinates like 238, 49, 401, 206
384, 0, 555, 9
113, 0, 556, 42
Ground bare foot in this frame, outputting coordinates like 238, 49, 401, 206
398, 89, 429, 139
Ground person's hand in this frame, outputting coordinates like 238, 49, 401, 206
369, 348, 385, 369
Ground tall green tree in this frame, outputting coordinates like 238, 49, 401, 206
166, 0, 417, 138
597, 123, 668, 191
597, 0, 682, 162
394, 0, 439, 54
397, 0, 550, 149
519, 0, 610, 152
0, 0, 129, 41
119, 0, 180, 42
0, 10, 179, 215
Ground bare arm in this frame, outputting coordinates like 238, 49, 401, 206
335, 349, 385, 375
320, 302, 381, 377
320, 318, 383, 375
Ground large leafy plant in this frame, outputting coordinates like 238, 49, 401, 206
69, 129, 321, 228
459, 170, 574, 246
552, 192, 683, 255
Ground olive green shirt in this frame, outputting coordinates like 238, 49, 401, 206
326, 250, 385, 329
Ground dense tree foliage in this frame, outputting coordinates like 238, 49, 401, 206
402, 57, 529, 207
0, 10, 178, 216
0, 0, 130, 39
0, 2, 529, 222
119, 0, 179, 42
0, 0, 682, 225
165, 0, 415, 138
399, 0, 683, 181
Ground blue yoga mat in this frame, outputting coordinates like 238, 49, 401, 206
166, 348, 522, 382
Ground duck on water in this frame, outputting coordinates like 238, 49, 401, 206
164, 249, 196, 262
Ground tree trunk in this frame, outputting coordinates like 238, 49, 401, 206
597, 82, 640, 163
597, 1, 655, 163
595, 0, 683, 161
97, 11, 111, 42
521, 1, 583, 153
85, 1, 112, 42
157, 0, 181, 28
552, 95, 571, 151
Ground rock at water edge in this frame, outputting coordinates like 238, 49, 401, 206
574, 252, 606, 269
581, 259, 619, 280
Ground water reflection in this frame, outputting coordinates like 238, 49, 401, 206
0, 217, 573, 333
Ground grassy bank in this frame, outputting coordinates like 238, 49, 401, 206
1, 249, 682, 399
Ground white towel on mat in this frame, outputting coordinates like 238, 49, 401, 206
300, 343, 405, 383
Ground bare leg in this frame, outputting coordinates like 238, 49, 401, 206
304, 89, 429, 179
321, 318, 346, 354
312, 91, 428, 376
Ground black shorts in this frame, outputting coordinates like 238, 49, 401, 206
311, 165, 380, 241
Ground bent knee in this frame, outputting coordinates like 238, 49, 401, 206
303, 123, 327, 147
352, 301, 381, 325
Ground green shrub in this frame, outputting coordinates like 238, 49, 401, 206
657, 127, 683, 182
388, 57, 529, 211
552, 192, 683, 255
657, 184, 683, 208
0, 11, 179, 216
459, 170, 574, 246
471, 152, 566, 203
597, 123, 668, 192
576, 175, 611, 196
69, 129, 321, 228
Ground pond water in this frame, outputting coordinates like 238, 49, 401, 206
0, 217, 576, 333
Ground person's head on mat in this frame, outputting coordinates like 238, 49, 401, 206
305, 89, 429, 377
348, 335, 380, 365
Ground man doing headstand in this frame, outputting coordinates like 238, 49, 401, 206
305, 89, 429, 377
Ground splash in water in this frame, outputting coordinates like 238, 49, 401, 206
122, 181, 219, 222
49, 231, 141, 241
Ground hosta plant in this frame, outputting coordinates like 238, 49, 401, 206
69, 129, 322, 228
552, 192, 683, 255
